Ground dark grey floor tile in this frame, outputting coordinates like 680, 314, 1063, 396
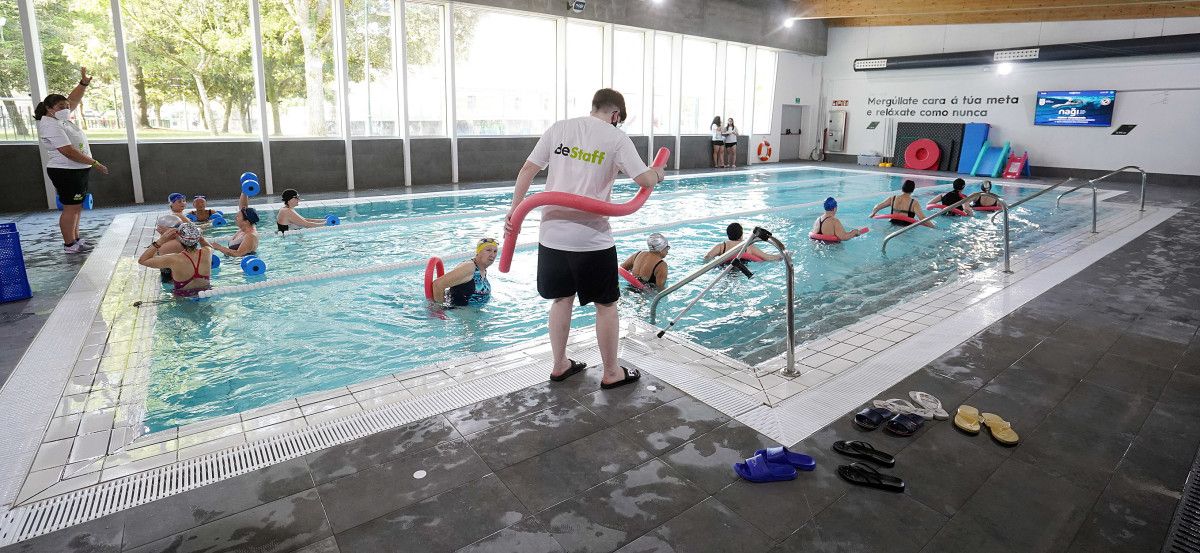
464, 402, 608, 471
924, 340, 1018, 388
780, 486, 947, 553
614, 396, 730, 455
537, 459, 707, 553
497, 427, 652, 512
124, 489, 331, 553
1127, 314, 1198, 345
444, 382, 576, 436
920, 459, 1095, 553
1108, 331, 1189, 370
1176, 343, 1200, 375
1050, 381, 1155, 437
768, 520, 823, 553
316, 439, 490, 533
1139, 401, 1200, 453
121, 457, 313, 549
1065, 473, 1175, 553
335, 474, 525, 553
4, 512, 123, 553
1000, 307, 1069, 337
1114, 435, 1197, 496
892, 421, 1007, 517
1012, 415, 1141, 494
1083, 352, 1172, 399
575, 374, 685, 426
970, 364, 1078, 433
1013, 336, 1106, 380
660, 421, 779, 494
293, 537, 339, 553
455, 518, 564, 553
1157, 371, 1200, 415
305, 415, 460, 485
1050, 319, 1127, 353
614, 498, 773, 553
714, 474, 816, 542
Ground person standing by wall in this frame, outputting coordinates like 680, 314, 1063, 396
710, 116, 726, 168
723, 118, 739, 168
508, 88, 665, 389
34, 67, 109, 254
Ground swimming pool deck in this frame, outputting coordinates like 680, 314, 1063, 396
1, 164, 1197, 551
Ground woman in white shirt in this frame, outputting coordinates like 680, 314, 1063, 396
710, 116, 725, 168
35, 67, 109, 254
723, 118, 739, 168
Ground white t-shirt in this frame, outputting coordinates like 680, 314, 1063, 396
723, 125, 738, 144
528, 116, 651, 252
37, 115, 92, 170
711, 123, 723, 141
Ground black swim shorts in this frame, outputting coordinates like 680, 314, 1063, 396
47, 167, 90, 205
537, 244, 619, 306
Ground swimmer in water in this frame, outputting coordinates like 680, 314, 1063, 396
812, 197, 863, 241
620, 233, 670, 289
870, 180, 934, 227
930, 178, 974, 215
431, 238, 497, 307
275, 189, 327, 233
704, 222, 781, 261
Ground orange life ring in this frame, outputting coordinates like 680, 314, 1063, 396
757, 140, 772, 161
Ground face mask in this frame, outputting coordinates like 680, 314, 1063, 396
54, 109, 72, 122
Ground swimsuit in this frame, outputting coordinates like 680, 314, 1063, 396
447, 263, 491, 306
889, 196, 918, 226
630, 252, 666, 288
172, 250, 211, 296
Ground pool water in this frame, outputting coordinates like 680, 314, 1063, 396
143, 168, 1092, 431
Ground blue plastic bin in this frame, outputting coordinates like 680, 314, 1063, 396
0, 223, 33, 303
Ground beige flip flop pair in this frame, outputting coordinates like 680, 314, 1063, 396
953, 405, 1019, 446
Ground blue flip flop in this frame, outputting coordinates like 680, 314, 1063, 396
754, 446, 816, 471
733, 453, 797, 483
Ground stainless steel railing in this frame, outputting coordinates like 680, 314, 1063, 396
882, 191, 1012, 273
989, 177, 1074, 224
649, 227, 800, 377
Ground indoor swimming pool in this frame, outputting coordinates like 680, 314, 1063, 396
140, 167, 1094, 431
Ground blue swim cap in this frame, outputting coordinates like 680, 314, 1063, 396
823, 197, 837, 211
168, 192, 185, 203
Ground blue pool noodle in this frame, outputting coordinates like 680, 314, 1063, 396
325, 214, 340, 226
240, 172, 258, 183
242, 180, 261, 197
241, 256, 266, 275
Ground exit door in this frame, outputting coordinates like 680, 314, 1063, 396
780, 105, 806, 161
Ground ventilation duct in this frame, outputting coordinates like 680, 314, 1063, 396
854, 33, 1200, 72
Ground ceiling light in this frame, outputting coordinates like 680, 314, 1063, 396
996, 63, 1013, 75
784, 18, 795, 28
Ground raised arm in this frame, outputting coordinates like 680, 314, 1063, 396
66, 67, 92, 111
869, 196, 893, 216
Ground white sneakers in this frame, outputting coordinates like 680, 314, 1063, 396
64, 239, 94, 254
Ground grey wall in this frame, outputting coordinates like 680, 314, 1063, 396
410, 138, 453, 186
457, 137, 539, 183
458, 0, 826, 55
351, 138, 406, 190
0, 145, 47, 213
87, 143, 137, 207
269, 140, 347, 193
138, 141, 263, 203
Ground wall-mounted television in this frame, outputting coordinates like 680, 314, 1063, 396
1034, 90, 1116, 127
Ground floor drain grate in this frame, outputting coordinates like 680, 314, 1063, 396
1163, 446, 1200, 553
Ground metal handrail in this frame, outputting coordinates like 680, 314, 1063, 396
649, 227, 800, 377
989, 177, 1074, 223
1054, 180, 1099, 233
1087, 165, 1147, 212
882, 192, 1012, 273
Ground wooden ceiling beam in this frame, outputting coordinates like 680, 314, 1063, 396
827, 2, 1200, 26
792, 0, 1198, 20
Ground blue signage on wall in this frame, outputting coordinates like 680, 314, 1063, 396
1034, 90, 1116, 127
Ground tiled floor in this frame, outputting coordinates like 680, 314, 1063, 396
3, 167, 1198, 552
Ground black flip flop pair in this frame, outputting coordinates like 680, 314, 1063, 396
852, 407, 925, 437
832, 440, 905, 492
549, 360, 641, 390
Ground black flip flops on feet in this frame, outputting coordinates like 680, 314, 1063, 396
549, 359, 587, 382
600, 366, 641, 390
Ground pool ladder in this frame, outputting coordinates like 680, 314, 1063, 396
649, 226, 802, 377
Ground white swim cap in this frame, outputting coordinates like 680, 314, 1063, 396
647, 233, 669, 252
157, 214, 180, 228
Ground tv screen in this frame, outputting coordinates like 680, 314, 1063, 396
1035, 90, 1116, 127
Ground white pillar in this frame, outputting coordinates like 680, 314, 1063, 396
332, 0, 354, 190
445, 2, 458, 183
394, 0, 411, 187
645, 30, 654, 160
248, 0, 274, 194
17, 0, 55, 209
108, 0, 144, 203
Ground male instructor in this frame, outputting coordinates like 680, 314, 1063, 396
507, 89, 665, 389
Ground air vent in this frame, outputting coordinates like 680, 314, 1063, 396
853, 58, 887, 70
994, 48, 1039, 61
1163, 448, 1200, 553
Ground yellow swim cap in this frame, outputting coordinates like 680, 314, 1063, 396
476, 238, 498, 253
